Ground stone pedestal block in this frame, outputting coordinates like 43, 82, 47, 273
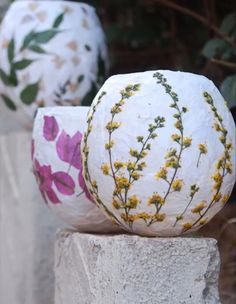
55, 231, 221, 304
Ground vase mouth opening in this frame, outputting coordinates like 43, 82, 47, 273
10, 0, 95, 11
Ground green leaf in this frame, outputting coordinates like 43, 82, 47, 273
85, 44, 92, 51
202, 38, 228, 59
82, 82, 97, 106
220, 74, 236, 109
9, 67, 18, 86
28, 45, 46, 54
53, 13, 64, 28
8, 38, 15, 63
220, 13, 236, 35
20, 82, 39, 105
33, 30, 60, 44
13, 59, 34, 70
78, 75, 84, 83
1, 94, 17, 111
0, 68, 10, 85
21, 30, 36, 51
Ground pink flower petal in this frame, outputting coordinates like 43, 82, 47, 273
43, 116, 59, 141
53, 171, 75, 195
78, 169, 93, 202
56, 130, 82, 169
46, 189, 61, 204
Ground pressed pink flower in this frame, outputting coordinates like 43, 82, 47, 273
56, 130, 82, 169
53, 171, 75, 195
43, 115, 59, 141
33, 159, 60, 204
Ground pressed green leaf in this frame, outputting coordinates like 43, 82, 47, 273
0, 68, 10, 85
9, 67, 18, 86
78, 75, 84, 83
220, 13, 236, 35
220, 74, 236, 109
20, 30, 36, 51
85, 44, 92, 51
82, 82, 97, 106
8, 38, 15, 63
53, 13, 64, 28
13, 59, 34, 70
20, 82, 39, 105
202, 38, 228, 59
28, 45, 46, 54
1, 94, 17, 111
34, 30, 60, 44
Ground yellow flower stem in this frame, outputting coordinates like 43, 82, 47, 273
196, 152, 202, 168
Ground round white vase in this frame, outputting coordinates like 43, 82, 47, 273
82, 70, 236, 237
0, 0, 108, 131
33, 106, 122, 233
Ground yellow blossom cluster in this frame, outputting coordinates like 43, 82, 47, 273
147, 194, 164, 206
198, 143, 208, 154
171, 179, 183, 191
101, 163, 110, 175
191, 201, 206, 213
155, 167, 168, 180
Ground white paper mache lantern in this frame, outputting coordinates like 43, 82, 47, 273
32, 106, 122, 233
0, 0, 108, 131
82, 70, 236, 237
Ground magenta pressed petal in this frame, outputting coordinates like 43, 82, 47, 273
43, 115, 59, 141
78, 170, 93, 202
52, 171, 75, 195
56, 130, 82, 170
46, 189, 61, 204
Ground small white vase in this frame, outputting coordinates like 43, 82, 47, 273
0, 0, 108, 131
32, 106, 122, 233
82, 70, 236, 237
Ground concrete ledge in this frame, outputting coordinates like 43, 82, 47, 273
55, 231, 221, 304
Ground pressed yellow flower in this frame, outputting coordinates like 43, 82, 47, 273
121, 213, 135, 222
111, 105, 122, 114
136, 212, 151, 220
215, 157, 224, 170
214, 123, 221, 132
126, 195, 140, 208
92, 180, 97, 189
165, 158, 179, 169
137, 162, 146, 170
172, 179, 183, 191
226, 143, 233, 150
101, 163, 110, 175
212, 171, 222, 184
114, 161, 125, 170
183, 137, 192, 147
155, 167, 168, 180
174, 121, 182, 130
140, 150, 148, 158
129, 149, 139, 157
127, 161, 136, 171
182, 222, 193, 229
165, 148, 177, 158
198, 144, 208, 154
147, 194, 164, 205
199, 218, 208, 225
131, 172, 141, 180
221, 193, 230, 205
225, 162, 232, 174
153, 213, 166, 221
171, 134, 181, 142
191, 201, 206, 213
106, 121, 121, 131
115, 176, 130, 190
213, 192, 222, 202
112, 199, 121, 209
105, 140, 114, 150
